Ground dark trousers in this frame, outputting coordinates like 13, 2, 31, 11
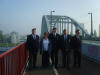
62, 50, 70, 67
42, 51, 50, 67
73, 50, 81, 67
51, 49, 58, 67
29, 52, 37, 69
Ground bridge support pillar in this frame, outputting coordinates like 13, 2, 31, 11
67, 20, 69, 34
71, 23, 73, 35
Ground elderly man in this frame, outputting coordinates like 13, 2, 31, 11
26, 28, 39, 70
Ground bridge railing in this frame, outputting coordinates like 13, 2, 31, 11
0, 43, 29, 75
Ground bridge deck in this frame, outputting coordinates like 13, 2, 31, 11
24, 52, 100, 75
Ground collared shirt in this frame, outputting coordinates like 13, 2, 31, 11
53, 33, 56, 37
43, 38, 50, 51
32, 34, 36, 40
76, 35, 80, 40
64, 34, 67, 41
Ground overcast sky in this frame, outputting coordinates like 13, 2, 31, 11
0, 0, 100, 35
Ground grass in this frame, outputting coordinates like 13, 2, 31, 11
0, 43, 18, 47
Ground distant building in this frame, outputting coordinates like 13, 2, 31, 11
19, 35, 27, 43
10, 32, 20, 44
85, 29, 89, 34
3, 34, 10, 43
94, 29, 97, 37
0, 30, 3, 43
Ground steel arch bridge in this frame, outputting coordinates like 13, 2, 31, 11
41, 15, 89, 37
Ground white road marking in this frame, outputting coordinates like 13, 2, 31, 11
50, 59, 59, 75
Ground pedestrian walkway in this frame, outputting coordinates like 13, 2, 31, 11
24, 54, 56, 75
24, 52, 100, 75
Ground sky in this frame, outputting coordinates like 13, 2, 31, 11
0, 0, 100, 36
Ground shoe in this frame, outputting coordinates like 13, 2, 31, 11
67, 66, 70, 70
62, 65, 66, 68
78, 65, 81, 68
73, 64, 77, 67
55, 65, 58, 68
27, 67, 32, 71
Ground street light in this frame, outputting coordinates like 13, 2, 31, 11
88, 12, 93, 36
50, 11, 55, 32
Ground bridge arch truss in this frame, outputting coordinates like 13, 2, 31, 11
41, 15, 89, 37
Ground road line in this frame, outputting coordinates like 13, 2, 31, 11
50, 59, 59, 75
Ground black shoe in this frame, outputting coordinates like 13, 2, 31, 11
55, 65, 58, 68
78, 64, 81, 68
26, 67, 32, 71
62, 65, 66, 68
67, 66, 70, 70
32, 66, 36, 69
73, 64, 77, 67
51, 64, 55, 67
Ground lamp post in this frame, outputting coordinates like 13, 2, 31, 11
50, 11, 55, 32
88, 12, 93, 36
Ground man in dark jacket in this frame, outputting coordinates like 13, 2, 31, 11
60, 29, 71, 68
72, 29, 82, 67
26, 28, 39, 70
48, 27, 60, 68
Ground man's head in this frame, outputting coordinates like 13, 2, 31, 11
32, 28, 36, 35
63, 29, 68, 35
53, 27, 57, 33
44, 32, 48, 38
76, 29, 80, 35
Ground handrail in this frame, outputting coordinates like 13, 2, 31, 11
0, 43, 29, 75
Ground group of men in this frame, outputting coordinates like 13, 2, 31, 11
26, 27, 82, 70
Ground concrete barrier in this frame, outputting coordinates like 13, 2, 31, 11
82, 42, 100, 62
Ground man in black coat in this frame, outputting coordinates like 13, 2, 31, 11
48, 27, 60, 68
26, 28, 39, 70
60, 29, 71, 68
72, 29, 82, 67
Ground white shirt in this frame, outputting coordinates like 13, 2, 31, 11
43, 38, 49, 51
32, 34, 36, 40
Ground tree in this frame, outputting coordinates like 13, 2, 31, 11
0, 30, 3, 43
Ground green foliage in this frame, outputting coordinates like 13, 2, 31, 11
0, 43, 17, 47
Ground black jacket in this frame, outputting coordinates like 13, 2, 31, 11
60, 34, 71, 50
26, 34, 39, 53
71, 35, 82, 50
48, 33, 60, 50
